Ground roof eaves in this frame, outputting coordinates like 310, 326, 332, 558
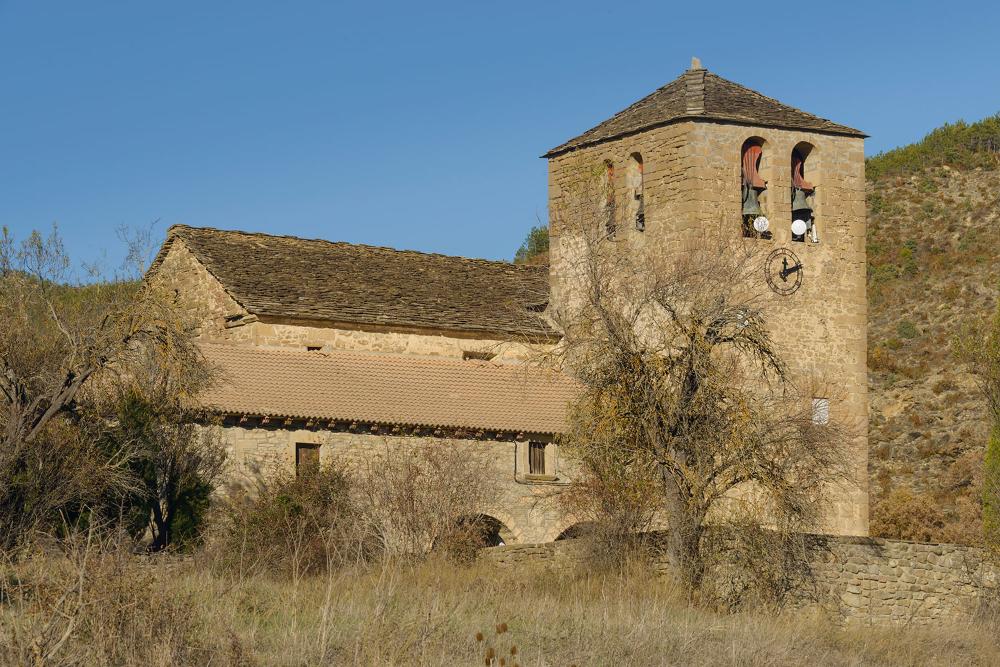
543, 70, 867, 158
207, 409, 563, 436
543, 113, 867, 159
703, 72, 867, 138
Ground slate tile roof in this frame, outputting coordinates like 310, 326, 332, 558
199, 344, 579, 435
544, 67, 865, 157
152, 225, 555, 338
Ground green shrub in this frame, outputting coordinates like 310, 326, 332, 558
513, 225, 549, 264
900, 247, 919, 277
897, 320, 919, 339
916, 176, 938, 193
207, 465, 370, 579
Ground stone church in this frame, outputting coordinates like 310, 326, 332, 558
151, 61, 868, 544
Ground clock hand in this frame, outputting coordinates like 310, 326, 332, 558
780, 263, 802, 280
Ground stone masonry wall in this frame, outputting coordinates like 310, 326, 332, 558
547, 120, 869, 536
152, 239, 249, 337
214, 424, 579, 544
154, 240, 544, 362
232, 318, 541, 362
481, 535, 999, 625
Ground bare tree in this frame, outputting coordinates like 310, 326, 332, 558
0, 225, 209, 551
355, 442, 501, 559
548, 180, 856, 591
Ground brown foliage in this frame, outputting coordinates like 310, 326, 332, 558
871, 489, 946, 543
207, 442, 502, 579
354, 443, 502, 561
206, 463, 369, 580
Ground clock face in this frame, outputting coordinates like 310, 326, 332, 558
764, 247, 803, 296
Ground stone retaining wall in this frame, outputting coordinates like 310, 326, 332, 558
481, 535, 999, 624
805, 535, 996, 624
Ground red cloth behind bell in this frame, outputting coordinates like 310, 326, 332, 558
742, 144, 766, 189
792, 149, 814, 191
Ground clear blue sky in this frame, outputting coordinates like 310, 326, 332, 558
2, 1, 998, 270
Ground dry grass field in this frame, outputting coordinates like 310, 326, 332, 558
3, 545, 999, 667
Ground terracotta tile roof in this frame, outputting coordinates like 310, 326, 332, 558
151, 225, 555, 339
544, 68, 865, 157
199, 345, 579, 435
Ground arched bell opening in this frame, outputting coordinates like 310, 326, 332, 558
740, 137, 771, 239
791, 142, 818, 243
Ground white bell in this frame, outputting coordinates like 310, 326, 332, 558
753, 216, 769, 233
791, 219, 808, 237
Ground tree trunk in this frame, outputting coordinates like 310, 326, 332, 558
659, 466, 707, 591
149, 499, 169, 551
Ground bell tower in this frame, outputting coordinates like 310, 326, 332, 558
544, 60, 870, 536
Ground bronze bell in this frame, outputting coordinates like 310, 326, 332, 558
791, 187, 813, 213
742, 184, 763, 216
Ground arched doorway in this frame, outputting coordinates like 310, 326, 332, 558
554, 521, 597, 541
458, 514, 515, 547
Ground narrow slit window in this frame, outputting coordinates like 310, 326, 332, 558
628, 153, 645, 231
462, 350, 496, 361
528, 441, 546, 476
306, 345, 322, 352
602, 160, 616, 238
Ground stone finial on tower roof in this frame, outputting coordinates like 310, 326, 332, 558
684, 64, 707, 115
690, 56, 703, 70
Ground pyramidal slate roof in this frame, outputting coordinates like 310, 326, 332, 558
544, 66, 865, 157
151, 225, 555, 339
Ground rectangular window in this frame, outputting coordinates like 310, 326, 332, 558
295, 443, 321, 477
528, 441, 546, 476
462, 350, 496, 361
812, 398, 830, 425
306, 345, 322, 352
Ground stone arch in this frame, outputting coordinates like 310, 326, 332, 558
472, 509, 523, 545
552, 521, 597, 541
535, 516, 587, 544
453, 514, 509, 547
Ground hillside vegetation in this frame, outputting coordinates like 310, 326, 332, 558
866, 114, 1000, 544
865, 115, 1000, 180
